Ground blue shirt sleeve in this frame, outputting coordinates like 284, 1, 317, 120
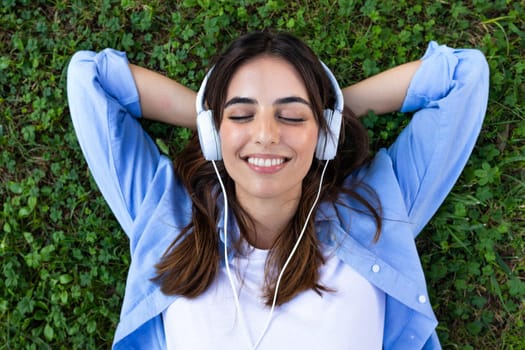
67, 49, 160, 236
388, 41, 489, 236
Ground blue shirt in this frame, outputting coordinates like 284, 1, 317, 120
66, 41, 489, 349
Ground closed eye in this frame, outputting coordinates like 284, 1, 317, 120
278, 116, 305, 123
228, 115, 253, 122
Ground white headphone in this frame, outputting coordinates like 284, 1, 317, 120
195, 60, 344, 161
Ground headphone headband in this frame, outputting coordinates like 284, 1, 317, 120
319, 61, 344, 119
195, 66, 213, 116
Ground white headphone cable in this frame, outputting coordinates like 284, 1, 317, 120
212, 160, 254, 350
253, 159, 330, 349
212, 159, 330, 350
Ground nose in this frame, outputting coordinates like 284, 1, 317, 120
254, 110, 279, 145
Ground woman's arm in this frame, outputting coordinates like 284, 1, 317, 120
384, 43, 488, 236
67, 49, 162, 235
342, 60, 422, 117
129, 64, 197, 128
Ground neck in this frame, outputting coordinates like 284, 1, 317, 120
237, 195, 299, 250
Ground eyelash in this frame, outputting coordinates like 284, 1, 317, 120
228, 115, 253, 122
278, 116, 305, 123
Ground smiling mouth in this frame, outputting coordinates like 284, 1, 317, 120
246, 157, 287, 167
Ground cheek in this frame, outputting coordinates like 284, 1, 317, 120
219, 124, 246, 160
288, 128, 319, 156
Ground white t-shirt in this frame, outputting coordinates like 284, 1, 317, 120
163, 246, 385, 349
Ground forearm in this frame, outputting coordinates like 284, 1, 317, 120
342, 60, 422, 117
129, 64, 197, 128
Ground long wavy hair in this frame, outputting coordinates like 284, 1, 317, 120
153, 31, 382, 306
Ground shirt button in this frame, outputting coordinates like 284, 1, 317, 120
371, 264, 380, 273
418, 295, 427, 303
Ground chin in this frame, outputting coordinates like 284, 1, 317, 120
240, 182, 302, 201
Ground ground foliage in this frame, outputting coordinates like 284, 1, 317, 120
1, 0, 524, 348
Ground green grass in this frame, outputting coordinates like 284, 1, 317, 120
1, 0, 523, 348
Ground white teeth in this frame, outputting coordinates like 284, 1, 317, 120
247, 157, 284, 167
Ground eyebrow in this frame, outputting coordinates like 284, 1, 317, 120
224, 96, 311, 108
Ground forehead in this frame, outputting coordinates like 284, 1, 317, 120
226, 56, 309, 102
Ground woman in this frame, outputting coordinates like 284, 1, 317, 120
67, 31, 489, 349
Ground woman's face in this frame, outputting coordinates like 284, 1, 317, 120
219, 55, 319, 205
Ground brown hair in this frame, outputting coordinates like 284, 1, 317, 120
153, 31, 381, 306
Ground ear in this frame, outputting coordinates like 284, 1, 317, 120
316, 108, 342, 160
195, 67, 222, 160
196, 109, 222, 160
316, 61, 344, 160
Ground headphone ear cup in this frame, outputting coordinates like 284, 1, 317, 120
196, 110, 222, 160
316, 108, 342, 160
